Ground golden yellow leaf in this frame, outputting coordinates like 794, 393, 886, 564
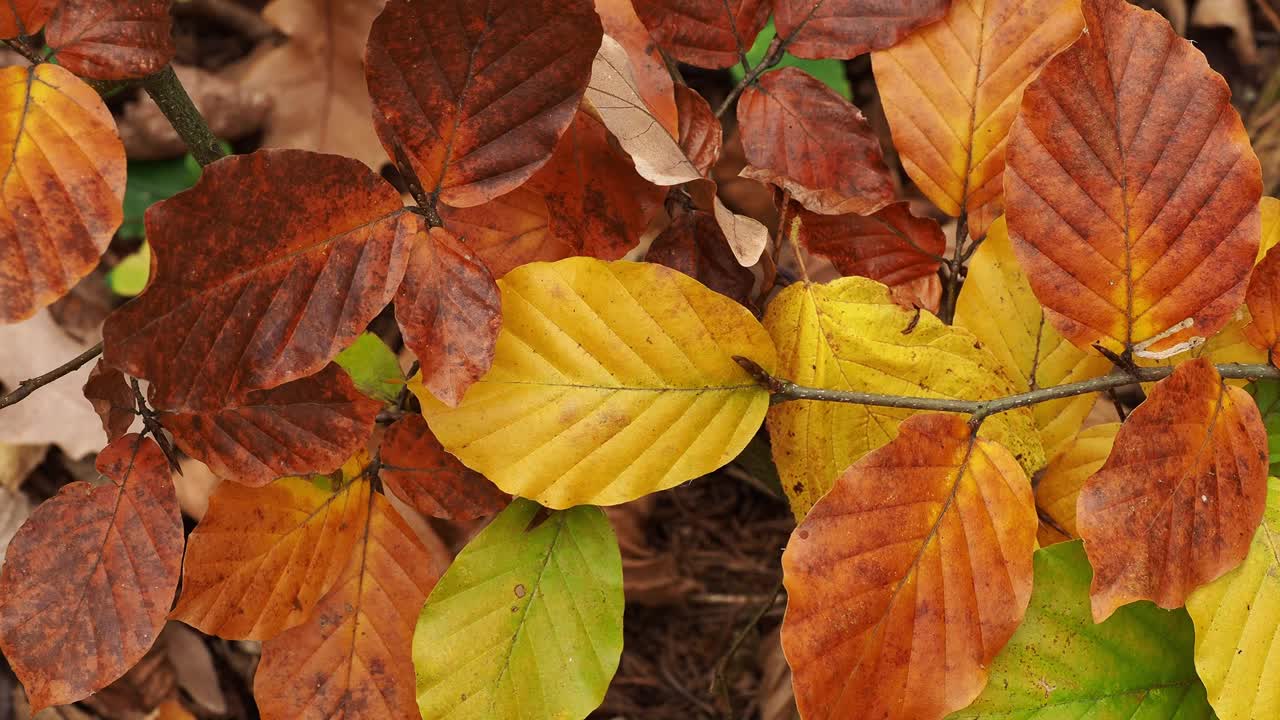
1034, 422, 1120, 546
763, 276, 1044, 520
414, 258, 776, 509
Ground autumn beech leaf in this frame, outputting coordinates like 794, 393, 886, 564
396, 227, 501, 407
1186, 477, 1280, 720
413, 258, 776, 509
674, 85, 722, 177
763, 276, 1043, 520
0, 63, 125, 324
83, 360, 135, 443
0, 434, 182, 711
1005, 0, 1263, 356
1245, 244, 1280, 365
647, 209, 756, 309
950, 540, 1213, 719
594, 0, 678, 137
872, 0, 1085, 240
159, 364, 381, 487
380, 414, 509, 520
365, 0, 602, 208
438, 186, 563, 278
955, 217, 1112, 459
256, 492, 445, 720
1034, 422, 1119, 546
1078, 357, 1269, 622
711, 196, 770, 266
334, 332, 404, 405
102, 149, 416, 411
773, 0, 950, 60
0, 0, 58, 37
44, 0, 175, 80
630, 0, 770, 69
414, 499, 623, 720
782, 413, 1037, 720
171, 472, 371, 641
738, 67, 894, 215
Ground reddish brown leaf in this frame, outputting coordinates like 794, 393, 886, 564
255, 493, 444, 720
0, 0, 58, 37
1078, 357, 1268, 622
365, 0, 603, 208
795, 201, 945, 289
161, 364, 381, 487
675, 84, 722, 177
83, 360, 135, 443
437, 185, 567, 277
395, 228, 501, 407
0, 434, 182, 711
646, 209, 756, 308
380, 413, 509, 520
595, 0, 678, 138
773, 0, 950, 59
102, 150, 416, 411
1245, 244, 1280, 364
738, 67, 894, 215
45, 0, 175, 80
631, 0, 770, 68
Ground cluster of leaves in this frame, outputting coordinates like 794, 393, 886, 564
1, 0, 1280, 719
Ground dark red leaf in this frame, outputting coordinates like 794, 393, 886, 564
380, 413, 509, 520
45, 0, 175, 80
632, 0, 770, 69
83, 360, 135, 443
0, 0, 58, 37
796, 201, 945, 286
773, 0, 951, 59
675, 84, 722, 177
647, 209, 756, 309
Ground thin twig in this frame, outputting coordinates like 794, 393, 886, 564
141, 66, 227, 166
715, 35, 785, 118
3, 38, 44, 65
709, 579, 784, 717
0, 343, 102, 410
939, 212, 968, 323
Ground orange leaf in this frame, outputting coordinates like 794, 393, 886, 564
631, 0, 770, 69
0, 64, 125, 324
781, 413, 1036, 720
675, 84, 722, 177
646, 209, 756, 309
171, 473, 371, 641
437, 185, 564, 278
738, 67, 894, 215
0, 434, 183, 711
45, 0, 175, 80
102, 150, 416, 411
594, 0, 678, 137
1078, 357, 1268, 622
83, 360, 135, 443
380, 413, 509, 520
396, 227, 501, 407
255, 493, 444, 720
0, 0, 58, 37
160, 364, 381, 487
794, 201, 945, 290
1005, 0, 1263, 355
773, 0, 949, 60
1245, 243, 1280, 364
365, 0, 603, 208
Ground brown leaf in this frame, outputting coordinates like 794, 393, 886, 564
739, 67, 894, 215
646, 209, 755, 308
0, 434, 183, 712
366, 0, 603, 208
631, 0, 770, 69
103, 150, 417, 411
675, 84, 722, 177
436, 185, 565, 277
0, 64, 125, 324
83, 360, 135, 443
1078, 357, 1268, 621
794, 201, 944, 291
255, 493, 443, 720
161, 364, 381, 486
380, 413, 509, 520
595, 0, 678, 137
45, 0, 174, 80
773, 0, 950, 59
781, 413, 1036, 720
1245, 243, 1280, 363
0, 0, 57, 37
80, 642, 176, 720
161, 625, 225, 717
118, 65, 271, 160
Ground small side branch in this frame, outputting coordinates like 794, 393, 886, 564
715, 35, 786, 118
141, 66, 226, 167
0, 342, 103, 410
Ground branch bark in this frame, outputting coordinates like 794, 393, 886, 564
715, 35, 786, 118
0, 343, 103, 410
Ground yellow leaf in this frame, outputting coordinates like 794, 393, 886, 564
1260, 196, 1279, 262
1186, 477, 1280, 720
414, 258, 776, 509
764, 276, 1044, 520
1034, 422, 1120, 546
956, 216, 1112, 460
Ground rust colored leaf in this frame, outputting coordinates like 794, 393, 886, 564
0, 434, 182, 711
738, 67, 894, 215
773, 0, 950, 60
381, 414, 508, 520
172, 473, 371, 641
646, 209, 755, 308
795, 201, 945, 296
0, 0, 57, 37
0, 64, 125, 324
437, 186, 566, 278
1005, 0, 1263, 356
1245, 244, 1280, 364
102, 150, 416, 411
83, 360, 135, 443
256, 493, 443, 720
161, 364, 380, 487
395, 228, 501, 407
782, 414, 1036, 720
1078, 357, 1268, 622
631, 0, 770, 68
675, 84, 722, 177
45, 0, 175, 80
365, 0, 603, 208
595, 0, 678, 138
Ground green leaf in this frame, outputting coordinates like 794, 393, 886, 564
107, 242, 150, 297
334, 332, 404, 404
732, 21, 852, 100
414, 498, 623, 720
948, 541, 1212, 719
121, 155, 203, 240
1248, 379, 1280, 475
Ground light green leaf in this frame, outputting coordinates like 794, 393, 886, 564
733, 21, 852, 100
121, 155, 203, 240
414, 498, 623, 720
107, 241, 150, 297
949, 540, 1212, 719
335, 332, 404, 404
